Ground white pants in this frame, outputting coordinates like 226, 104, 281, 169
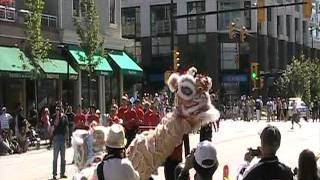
256, 110, 261, 121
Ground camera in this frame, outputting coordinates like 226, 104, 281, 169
248, 147, 261, 156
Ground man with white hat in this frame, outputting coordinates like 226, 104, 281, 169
94, 124, 139, 180
175, 140, 219, 180
0, 106, 12, 134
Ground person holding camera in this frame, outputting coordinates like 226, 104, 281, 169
237, 125, 293, 180
175, 140, 219, 180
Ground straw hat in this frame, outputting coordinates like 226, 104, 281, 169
105, 124, 127, 149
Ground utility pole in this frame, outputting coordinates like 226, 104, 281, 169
170, 0, 175, 70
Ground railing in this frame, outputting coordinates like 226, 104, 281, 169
41, 13, 57, 28
0, 5, 15, 22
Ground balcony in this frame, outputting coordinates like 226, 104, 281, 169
41, 13, 57, 28
0, 5, 15, 22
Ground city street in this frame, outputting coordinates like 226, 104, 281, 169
0, 119, 319, 180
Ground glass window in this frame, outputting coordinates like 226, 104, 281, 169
152, 36, 177, 57
188, 34, 206, 44
121, 7, 140, 37
221, 43, 239, 70
295, 18, 299, 41
217, 0, 251, 30
286, 15, 291, 38
73, 0, 86, 17
187, 1, 205, 33
0, 0, 15, 21
277, 16, 282, 36
150, 4, 176, 36
110, 0, 115, 23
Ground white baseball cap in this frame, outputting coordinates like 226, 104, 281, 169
194, 140, 218, 168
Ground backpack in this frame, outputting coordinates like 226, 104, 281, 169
255, 100, 261, 110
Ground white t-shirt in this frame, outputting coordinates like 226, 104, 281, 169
0, 113, 12, 129
93, 157, 140, 180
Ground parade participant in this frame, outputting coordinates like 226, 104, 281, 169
175, 140, 219, 180
87, 106, 99, 125
118, 96, 129, 120
142, 101, 152, 126
0, 107, 12, 134
74, 106, 86, 129
238, 125, 293, 180
51, 106, 68, 180
126, 67, 220, 180
134, 99, 144, 123
94, 124, 139, 180
107, 104, 120, 126
124, 102, 140, 147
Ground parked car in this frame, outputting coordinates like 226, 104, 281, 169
288, 98, 309, 121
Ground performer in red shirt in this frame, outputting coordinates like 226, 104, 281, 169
124, 102, 140, 147
134, 99, 144, 123
118, 96, 129, 120
74, 107, 85, 126
148, 105, 160, 126
86, 105, 99, 125
142, 102, 152, 126
107, 104, 120, 126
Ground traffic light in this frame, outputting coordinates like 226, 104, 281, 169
240, 26, 247, 43
250, 62, 259, 81
173, 49, 180, 71
229, 22, 236, 39
257, 0, 265, 23
303, 0, 312, 18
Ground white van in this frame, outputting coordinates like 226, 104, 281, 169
288, 98, 309, 121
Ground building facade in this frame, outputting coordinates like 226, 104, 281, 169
0, 0, 141, 115
122, 0, 320, 97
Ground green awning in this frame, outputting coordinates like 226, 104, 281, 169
39, 58, 78, 80
67, 45, 113, 76
0, 46, 33, 78
108, 51, 143, 76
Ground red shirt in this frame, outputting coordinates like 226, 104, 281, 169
109, 114, 120, 124
124, 108, 139, 130
135, 107, 144, 122
74, 113, 86, 125
142, 110, 152, 126
87, 113, 99, 124
143, 110, 160, 126
118, 106, 127, 120
168, 144, 183, 162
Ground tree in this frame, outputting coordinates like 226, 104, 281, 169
274, 55, 320, 105
22, 0, 51, 74
20, 0, 51, 115
73, 0, 104, 106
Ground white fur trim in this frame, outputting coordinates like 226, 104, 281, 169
168, 73, 179, 92
188, 67, 197, 76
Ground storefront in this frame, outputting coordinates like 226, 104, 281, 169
107, 50, 143, 103
67, 45, 113, 113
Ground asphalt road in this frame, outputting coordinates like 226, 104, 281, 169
0, 120, 319, 180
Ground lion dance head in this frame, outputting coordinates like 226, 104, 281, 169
168, 67, 220, 129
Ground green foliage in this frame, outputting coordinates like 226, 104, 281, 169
73, 0, 104, 73
22, 0, 51, 74
274, 55, 320, 105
